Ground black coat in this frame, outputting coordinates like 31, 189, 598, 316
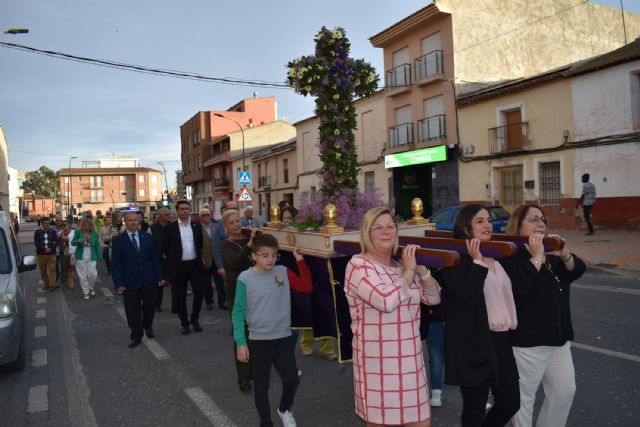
161, 220, 203, 278
436, 254, 498, 387
500, 250, 586, 347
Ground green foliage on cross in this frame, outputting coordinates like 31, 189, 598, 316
287, 26, 379, 196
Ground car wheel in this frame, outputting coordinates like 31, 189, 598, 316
5, 330, 25, 372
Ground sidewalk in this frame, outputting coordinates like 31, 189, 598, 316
560, 229, 640, 275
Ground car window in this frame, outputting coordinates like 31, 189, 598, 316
430, 208, 453, 223
9, 228, 21, 267
0, 229, 12, 274
489, 207, 511, 221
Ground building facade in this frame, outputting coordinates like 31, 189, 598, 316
0, 126, 9, 212
8, 167, 25, 221
24, 194, 56, 219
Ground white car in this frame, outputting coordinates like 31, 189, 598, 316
0, 212, 37, 371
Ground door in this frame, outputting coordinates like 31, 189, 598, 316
505, 110, 523, 151
498, 166, 523, 214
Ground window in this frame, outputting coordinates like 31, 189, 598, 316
539, 161, 561, 205
420, 95, 445, 141
283, 159, 289, 183
139, 189, 146, 197
151, 188, 159, 197
90, 176, 104, 187
151, 175, 158, 183
364, 171, 375, 190
387, 47, 410, 87
120, 176, 126, 182
90, 189, 104, 202
390, 105, 413, 147
139, 175, 145, 183
416, 32, 443, 80
64, 177, 70, 184
120, 190, 128, 196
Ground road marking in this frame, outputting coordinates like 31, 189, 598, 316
27, 385, 48, 413
573, 342, 640, 363
115, 307, 170, 361
37, 287, 45, 294
573, 283, 640, 296
185, 387, 238, 427
34, 325, 47, 338
37, 297, 47, 304
32, 349, 47, 367
101, 287, 113, 297
35, 308, 46, 318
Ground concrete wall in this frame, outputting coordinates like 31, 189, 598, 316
435, 0, 640, 94
572, 60, 640, 140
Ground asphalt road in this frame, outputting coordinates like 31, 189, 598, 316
1, 241, 639, 426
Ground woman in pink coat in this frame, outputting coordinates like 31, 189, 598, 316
345, 207, 441, 427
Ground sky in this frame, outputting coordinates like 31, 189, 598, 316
2, 0, 639, 188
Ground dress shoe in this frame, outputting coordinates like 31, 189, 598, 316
128, 339, 142, 349
155, 306, 162, 313
239, 379, 252, 393
191, 320, 203, 332
205, 303, 213, 311
145, 328, 155, 339
181, 325, 191, 335
218, 303, 228, 310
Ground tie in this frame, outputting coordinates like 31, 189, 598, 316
131, 233, 139, 252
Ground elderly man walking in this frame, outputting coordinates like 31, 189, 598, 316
34, 217, 59, 291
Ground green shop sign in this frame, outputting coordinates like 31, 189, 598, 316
384, 145, 447, 168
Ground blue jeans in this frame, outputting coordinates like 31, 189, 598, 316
427, 321, 445, 390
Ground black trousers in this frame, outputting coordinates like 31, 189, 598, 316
202, 266, 214, 305
460, 331, 520, 427
170, 260, 204, 327
213, 268, 226, 305
249, 337, 300, 427
102, 248, 111, 273
123, 286, 157, 341
583, 205, 594, 233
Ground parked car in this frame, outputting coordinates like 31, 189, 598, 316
429, 204, 511, 233
0, 212, 37, 371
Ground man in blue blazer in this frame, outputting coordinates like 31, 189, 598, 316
112, 211, 165, 348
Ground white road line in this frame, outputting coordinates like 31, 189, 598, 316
115, 307, 170, 361
573, 283, 640, 296
35, 308, 46, 319
31, 349, 47, 367
101, 287, 113, 297
37, 297, 47, 304
27, 385, 48, 413
573, 342, 640, 363
34, 325, 47, 338
37, 287, 45, 294
185, 387, 238, 427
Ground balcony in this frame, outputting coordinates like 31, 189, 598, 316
418, 115, 446, 142
489, 122, 530, 154
414, 50, 443, 82
385, 63, 411, 90
258, 176, 271, 188
213, 178, 230, 188
388, 123, 414, 149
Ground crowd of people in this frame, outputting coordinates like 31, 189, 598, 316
30, 201, 585, 427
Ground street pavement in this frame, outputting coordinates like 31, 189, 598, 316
3, 223, 639, 426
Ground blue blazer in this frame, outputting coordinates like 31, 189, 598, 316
111, 230, 165, 290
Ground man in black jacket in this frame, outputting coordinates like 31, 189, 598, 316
162, 200, 205, 335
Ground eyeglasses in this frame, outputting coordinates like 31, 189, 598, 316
255, 252, 281, 261
527, 216, 548, 225
370, 223, 398, 233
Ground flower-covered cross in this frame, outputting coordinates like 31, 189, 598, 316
287, 26, 379, 196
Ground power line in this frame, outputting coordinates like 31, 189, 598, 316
0, 41, 291, 89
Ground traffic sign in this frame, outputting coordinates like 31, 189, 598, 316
238, 186, 253, 203
238, 171, 252, 185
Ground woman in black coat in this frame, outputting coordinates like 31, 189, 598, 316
437, 204, 520, 427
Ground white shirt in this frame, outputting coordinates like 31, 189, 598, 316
178, 219, 197, 261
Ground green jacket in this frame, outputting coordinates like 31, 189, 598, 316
71, 230, 102, 261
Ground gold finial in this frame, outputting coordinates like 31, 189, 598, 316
266, 204, 283, 228
407, 197, 429, 225
320, 203, 344, 234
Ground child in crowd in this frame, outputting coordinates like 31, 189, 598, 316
232, 234, 312, 427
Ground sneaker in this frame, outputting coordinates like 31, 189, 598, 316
90, 290, 96, 296
486, 392, 494, 410
297, 369, 303, 377
430, 389, 442, 407
277, 409, 297, 427
83, 294, 90, 300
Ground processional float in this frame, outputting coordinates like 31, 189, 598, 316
263, 199, 564, 364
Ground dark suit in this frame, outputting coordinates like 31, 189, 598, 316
162, 219, 205, 327
111, 230, 164, 341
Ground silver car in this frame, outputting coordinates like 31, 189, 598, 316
0, 212, 37, 371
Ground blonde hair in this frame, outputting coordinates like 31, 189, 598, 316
359, 207, 398, 254
506, 203, 545, 235
222, 209, 239, 225
78, 218, 95, 231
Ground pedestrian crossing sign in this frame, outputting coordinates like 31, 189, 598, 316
238, 186, 253, 203
238, 171, 252, 185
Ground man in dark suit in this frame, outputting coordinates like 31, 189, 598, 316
162, 200, 205, 335
111, 211, 165, 348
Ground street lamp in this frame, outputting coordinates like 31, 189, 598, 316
2, 28, 29, 35
68, 156, 78, 218
214, 113, 246, 173
157, 161, 169, 193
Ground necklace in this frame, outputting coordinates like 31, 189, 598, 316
544, 261, 563, 292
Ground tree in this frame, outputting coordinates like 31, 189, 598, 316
287, 27, 379, 196
22, 166, 59, 198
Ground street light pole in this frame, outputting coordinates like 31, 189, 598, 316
157, 161, 169, 193
68, 156, 78, 218
214, 113, 245, 172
